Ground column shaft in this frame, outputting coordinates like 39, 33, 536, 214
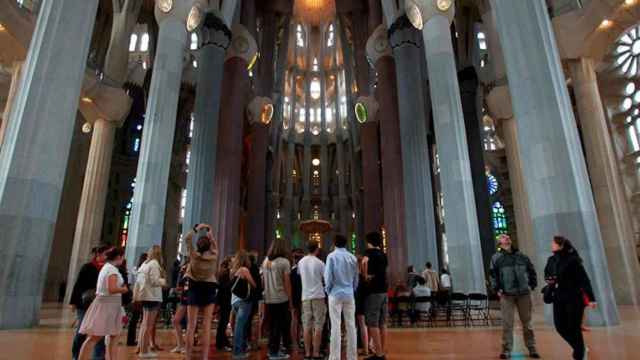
390, 18, 439, 269
65, 119, 116, 303
361, 121, 383, 234
213, 57, 249, 257
570, 58, 640, 305
184, 43, 227, 234
421, 15, 486, 293
125, 19, 186, 267
375, 56, 407, 283
247, 123, 269, 254
492, 0, 619, 325
0, 0, 99, 329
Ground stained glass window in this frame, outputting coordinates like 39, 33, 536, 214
492, 201, 508, 238
487, 173, 499, 195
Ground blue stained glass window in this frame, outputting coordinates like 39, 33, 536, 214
492, 201, 508, 238
487, 173, 499, 195
133, 138, 140, 152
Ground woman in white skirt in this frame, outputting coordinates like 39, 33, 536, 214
78, 247, 129, 360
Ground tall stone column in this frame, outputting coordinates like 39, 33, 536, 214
407, 2, 486, 293
183, 13, 231, 235
570, 58, 640, 305
125, 2, 194, 267
212, 24, 256, 257
388, 16, 439, 270
486, 87, 537, 267
246, 97, 272, 254
491, 0, 619, 325
459, 67, 494, 269
358, 96, 383, 235
369, 25, 407, 283
0, 0, 99, 329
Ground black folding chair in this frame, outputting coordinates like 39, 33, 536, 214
448, 292, 468, 327
467, 293, 489, 326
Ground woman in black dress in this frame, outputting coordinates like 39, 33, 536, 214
544, 236, 596, 360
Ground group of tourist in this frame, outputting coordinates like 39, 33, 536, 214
68, 225, 595, 360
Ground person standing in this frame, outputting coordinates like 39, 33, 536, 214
262, 238, 293, 360
421, 262, 439, 293
545, 236, 596, 360
183, 224, 218, 360
70, 245, 112, 360
406, 266, 421, 289
245, 251, 263, 351
298, 241, 327, 360
324, 234, 359, 360
77, 248, 129, 360
362, 232, 388, 360
290, 249, 304, 352
135, 245, 167, 358
215, 257, 233, 351
489, 234, 540, 359
170, 261, 189, 354
230, 250, 257, 359
126, 253, 147, 347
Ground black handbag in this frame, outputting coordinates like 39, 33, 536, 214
231, 276, 251, 301
541, 284, 555, 304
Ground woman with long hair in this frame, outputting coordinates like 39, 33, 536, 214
544, 236, 596, 360
184, 223, 218, 360
78, 248, 129, 360
127, 253, 147, 347
135, 245, 167, 358
262, 238, 293, 360
230, 250, 257, 359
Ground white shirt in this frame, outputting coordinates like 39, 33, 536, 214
136, 259, 166, 302
96, 263, 124, 297
440, 273, 451, 289
297, 254, 326, 301
412, 285, 432, 312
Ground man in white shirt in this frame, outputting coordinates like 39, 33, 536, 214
297, 240, 326, 360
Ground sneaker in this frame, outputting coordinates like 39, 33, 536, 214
232, 353, 250, 360
268, 353, 291, 360
499, 352, 510, 359
170, 346, 185, 353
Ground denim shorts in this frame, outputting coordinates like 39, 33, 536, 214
142, 301, 161, 311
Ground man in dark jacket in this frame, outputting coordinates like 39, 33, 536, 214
489, 235, 540, 359
70, 245, 111, 360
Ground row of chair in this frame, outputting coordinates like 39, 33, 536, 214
389, 292, 501, 328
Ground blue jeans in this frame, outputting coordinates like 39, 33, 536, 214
72, 308, 105, 360
232, 300, 252, 355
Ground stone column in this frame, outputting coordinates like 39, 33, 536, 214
0, 0, 99, 329
183, 13, 231, 234
212, 24, 256, 257
125, 2, 192, 268
64, 116, 123, 305
358, 96, 383, 234
570, 58, 640, 305
408, 2, 486, 293
368, 25, 408, 283
0, 61, 23, 149
246, 97, 272, 254
459, 67, 494, 269
103, 0, 144, 83
491, 0, 619, 325
302, 74, 312, 219
388, 16, 439, 270
486, 87, 537, 267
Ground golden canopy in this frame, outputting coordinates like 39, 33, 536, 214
293, 0, 336, 26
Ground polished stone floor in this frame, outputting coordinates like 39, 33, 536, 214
0, 304, 639, 359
